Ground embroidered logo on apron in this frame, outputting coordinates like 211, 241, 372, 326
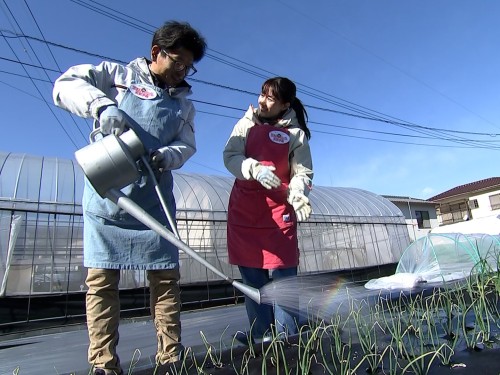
269, 130, 290, 144
130, 83, 157, 99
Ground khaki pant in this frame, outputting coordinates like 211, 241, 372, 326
85, 268, 182, 374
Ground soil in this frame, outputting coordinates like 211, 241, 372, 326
133, 283, 500, 375
134, 334, 500, 375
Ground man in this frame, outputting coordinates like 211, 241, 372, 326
53, 21, 206, 375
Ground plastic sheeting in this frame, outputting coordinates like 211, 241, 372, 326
1, 151, 411, 296
365, 233, 500, 289
0, 214, 23, 296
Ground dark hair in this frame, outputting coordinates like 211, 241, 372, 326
262, 77, 311, 139
152, 21, 207, 62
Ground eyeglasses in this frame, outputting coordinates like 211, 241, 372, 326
162, 50, 197, 76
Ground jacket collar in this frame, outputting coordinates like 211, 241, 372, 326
244, 105, 298, 128
128, 57, 193, 98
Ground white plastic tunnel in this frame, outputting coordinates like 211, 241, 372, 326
365, 232, 500, 290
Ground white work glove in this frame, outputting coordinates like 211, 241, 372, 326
98, 105, 129, 136
288, 191, 312, 221
150, 147, 169, 171
254, 165, 281, 189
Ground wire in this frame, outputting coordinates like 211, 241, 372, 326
0, 2, 82, 148
22, 0, 91, 137
2, 57, 499, 150
1, 15, 498, 150
64, 0, 488, 137
275, 0, 500, 131
4, 30, 499, 141
193, 104, 500, 150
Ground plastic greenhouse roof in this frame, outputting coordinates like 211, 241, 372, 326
0, 151, 404, 220
365, 232, 500, 289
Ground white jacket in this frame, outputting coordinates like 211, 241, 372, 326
223, 106, 313, 196
53, 57, 196, 170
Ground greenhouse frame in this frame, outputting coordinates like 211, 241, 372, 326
0, 151, 410, 328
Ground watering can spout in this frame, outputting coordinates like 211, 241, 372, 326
101, 188, 264, 305
232, 280, 261, 304
75, 132, 264, 307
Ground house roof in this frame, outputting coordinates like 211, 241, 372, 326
427, 177, 500, 202
382, 195, 436, 205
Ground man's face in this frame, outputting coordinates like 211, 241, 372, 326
151, 46, 194, 87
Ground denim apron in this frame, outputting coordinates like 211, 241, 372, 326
83, 82, 184, 270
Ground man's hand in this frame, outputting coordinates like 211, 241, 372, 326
98, 106, 129, 136
254, 165, 281, 189
288, 191, 312, 221
150, 147, 170, 174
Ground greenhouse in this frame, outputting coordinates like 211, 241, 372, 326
0, 151, 410, 326
364, 232, 500, 290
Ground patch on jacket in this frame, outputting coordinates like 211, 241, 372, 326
130, 83, 157, 99
283, 213, 291, 222
269, 130, 290, 144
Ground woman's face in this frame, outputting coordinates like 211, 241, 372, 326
258, 90, 289, 119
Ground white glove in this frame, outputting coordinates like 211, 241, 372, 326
98, 106, 129, 136
254, 165, 281, 189
288, 191, 312, 221
150, 147, 170, 171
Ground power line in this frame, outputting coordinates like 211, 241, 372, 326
74, 0, 493, 139
0, 29, 124, 62
69, 0, 152, 34
0, 2, 82, 148
3, 28, 498, 142
3, 56, 500, 150
7, 47, 493, 140
0, 68, 51, 82
196, 108, 498, 149
275, 0, 500, 131
19, 1, 91, 139
191, 78, 500, 137
193, 102, 500, 150
65, 0, 488, 140
1, 9, 498, 150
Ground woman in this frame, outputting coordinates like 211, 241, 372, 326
223, 77, 313, 343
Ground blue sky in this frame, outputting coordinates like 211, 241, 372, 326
1, 0, 499, 199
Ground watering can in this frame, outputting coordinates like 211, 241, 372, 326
75, 128, 145, 198
75, 128, 261, 304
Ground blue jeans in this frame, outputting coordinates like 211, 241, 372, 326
238, 266, 299, 338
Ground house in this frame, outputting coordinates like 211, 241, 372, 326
427, 177, 500, 226
383, 195, 438, 242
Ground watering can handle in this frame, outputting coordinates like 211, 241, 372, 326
89, 125, 132, 143
89, 128, 103, 143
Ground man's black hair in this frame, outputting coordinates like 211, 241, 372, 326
153, 21, 207, 62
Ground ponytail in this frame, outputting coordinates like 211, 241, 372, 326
291, 97, 310, 140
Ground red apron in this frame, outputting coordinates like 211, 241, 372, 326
227, 124, 299, 269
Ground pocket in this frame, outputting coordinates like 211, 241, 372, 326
270, 200, 295, 229
84, 186, 121, 219
228, 187, 291, 229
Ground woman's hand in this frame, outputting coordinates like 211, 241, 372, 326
254, 165, 281, 189
288, 191, 312, 221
